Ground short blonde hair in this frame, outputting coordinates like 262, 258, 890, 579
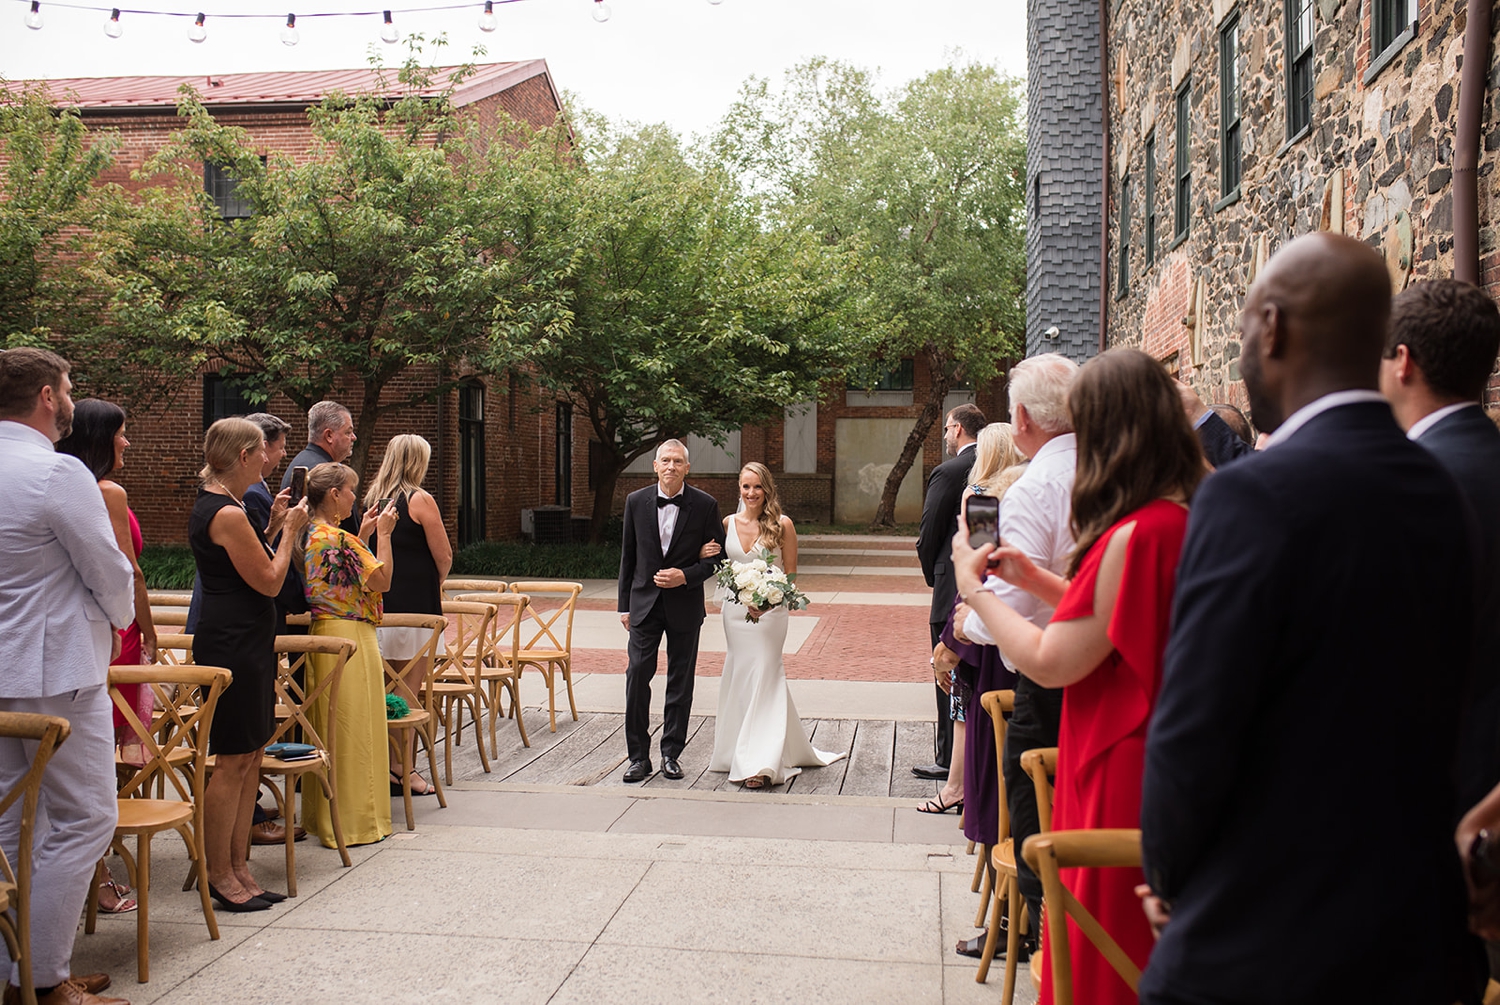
200, 417, 263, 484
1008, 353, 1078, 434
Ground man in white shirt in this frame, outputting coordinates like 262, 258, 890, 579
0, 348, 134, 1005
955, 351, 1077, 957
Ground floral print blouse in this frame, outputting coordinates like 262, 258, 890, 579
304, 522, 384, 624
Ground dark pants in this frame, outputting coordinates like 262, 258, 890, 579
1004, 675, 1063, 933
930, 622, 954, 767
624, 597, 701, 764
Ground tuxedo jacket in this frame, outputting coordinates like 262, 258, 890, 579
1418, 406, 1500, 813
916, 445, 976, 625
1196, 410, 1253, 469
1140, 402, 1483, 1005
617, 484, 725, 627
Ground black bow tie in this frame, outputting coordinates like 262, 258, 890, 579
657, 495, 682, 509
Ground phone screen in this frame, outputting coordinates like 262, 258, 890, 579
289, 466, 308, 502
965, 495, 1000, 550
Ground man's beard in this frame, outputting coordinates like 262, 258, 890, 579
54, 400, 73, 441
1239, 355, 1279, 434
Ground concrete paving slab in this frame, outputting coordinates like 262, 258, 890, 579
895, 804, 970, 845
408, 787, 635, 831
597, 860, 940, 963
72, 919, 257, 999
552, 944, 944, 1005
570, 609, 820, 653
152, 929, 591, 1005
606, 797, 896, 843
281, 846, 648, 942
554, 675, 938, 723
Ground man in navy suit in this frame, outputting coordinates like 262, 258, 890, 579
1381, 280, 1500, 814
617, 439, 726, 783
1140, 234, 1484, 1004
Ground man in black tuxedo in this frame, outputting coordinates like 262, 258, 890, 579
1381, 279, 1500, 815
1140, 234, 1485, 1004
617, 439, 725, 783
913, 402, 986, 778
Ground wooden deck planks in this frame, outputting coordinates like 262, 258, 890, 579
643, 716, 715, 789
505, 712, 626, 786
840, 719, 896, 798
785, 719, 855, 796
889, 720, 940, 800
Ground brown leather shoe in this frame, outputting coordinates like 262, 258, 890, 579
4, 974, 114, 1005
250, 819, 305, 844
37, 978, 128, 1005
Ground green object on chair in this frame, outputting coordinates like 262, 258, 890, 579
386, 694, 410, 720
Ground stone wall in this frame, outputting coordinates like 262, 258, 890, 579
1105, 0, 1500, 412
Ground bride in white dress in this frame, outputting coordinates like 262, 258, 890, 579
708, 462, 846, 788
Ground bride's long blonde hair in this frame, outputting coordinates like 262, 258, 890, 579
739, 461, 785, 551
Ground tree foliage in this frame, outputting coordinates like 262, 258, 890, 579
715, 59, 1027, 526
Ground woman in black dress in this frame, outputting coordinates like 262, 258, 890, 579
365, 434, 452, 795
192, 417, 308, 911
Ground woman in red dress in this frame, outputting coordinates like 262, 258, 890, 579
952, 348, 1205, 1005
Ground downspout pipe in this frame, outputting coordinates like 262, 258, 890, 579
1099, 0, 1111, 354
1454, 0, 1492, 285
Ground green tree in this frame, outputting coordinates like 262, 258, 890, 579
123, 52, 570, 478
716, 59, 1027, 527
509, 114, 862, 542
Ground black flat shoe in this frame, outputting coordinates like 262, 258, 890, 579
249, 889, 287, 903
622, 759, 652, 783
208, 883, 271, 912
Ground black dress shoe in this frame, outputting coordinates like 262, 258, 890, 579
661, 756, 683, 780
208, 883, 272, 912
911, 763, 950, 780
622, 759, 652, 783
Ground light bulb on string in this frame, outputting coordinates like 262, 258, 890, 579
379, 9, 399, 43
280, 12, 299, 45
591, 0, 610, 22
477, 0, 496, 32
103, 8, 122, 37
707, 0, 723, 5
188, 12, 206, 42
24, 1, 42, 29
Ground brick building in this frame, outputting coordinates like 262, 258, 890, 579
1096, 0, 1500, 409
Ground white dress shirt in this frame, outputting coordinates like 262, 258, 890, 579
1260, 389, 1389, 449
963, 432, 1077, 668
0, 421, 135, 698
1407, 401, 1478, 441
657, 486, 683, 555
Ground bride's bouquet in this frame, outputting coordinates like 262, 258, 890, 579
715, 549, 811, 622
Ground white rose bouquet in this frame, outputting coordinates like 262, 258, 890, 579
714, 548, 810, 623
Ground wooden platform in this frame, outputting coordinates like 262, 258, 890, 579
452, 704, 943, 800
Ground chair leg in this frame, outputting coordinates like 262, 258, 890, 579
420, 722, 447, 809
561, 658, 578, 723
135, 836, 151, 983
974, 845, 993, 928
509, 680, 530, 748
975, 871, 1007, 984
970, 846, 985, 893
83, 867, 100, 935
322, 771, 351, 869
1000, 875, 1021, 1004
442, 698, 455, 786
396, 730, 415, 831
176, 821, 218, 942
469, 695, 491, 773
546, 666, 557, 733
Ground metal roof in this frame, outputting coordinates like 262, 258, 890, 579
13, 60, 554, 111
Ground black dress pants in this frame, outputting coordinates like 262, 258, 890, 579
624, 597, 701, 764
930, 621, 954, 768
1003, 674, 1063, 930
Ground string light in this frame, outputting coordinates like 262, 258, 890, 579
476, 0, 493, 31
187, 9, 205, 39
591, 0, 608, 21
102, 5, 121, 34
379, 7, 397, 41
280, 11, 298, 43
23, 0, 42, 27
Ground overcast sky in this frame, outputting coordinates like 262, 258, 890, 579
1, 0, 1026, 138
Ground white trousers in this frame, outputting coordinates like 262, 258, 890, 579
0, 686, 117, 987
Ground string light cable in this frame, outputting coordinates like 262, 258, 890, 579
9, 0, 728, 33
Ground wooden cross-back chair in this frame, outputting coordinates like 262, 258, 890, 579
258, 635, 355, 895
381, 613, 449, 831
87, 665, 229, 983
441, 578, 509, 599
432, 600, 496, 783
154, 633, 195, 667
1020, 829, 1145, 1005
452, 592, 530, 756
974, 689, 1025, 1002
502, 581, 583, 733
150, 608, 189, 629
0, 712, 71, 1005
1021, 747, 1058, 834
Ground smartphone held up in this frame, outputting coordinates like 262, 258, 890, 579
965, 495, 1000, 551
289, 465, 308, 502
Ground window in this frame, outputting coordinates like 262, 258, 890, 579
1175, 81, 1191, 240
1117, 174, 1130, 297
554, 402, 572, 508
202, 373, 252, 430
1220, 14, 1242, 197
1031, 173, 1041, 218
1144, 133, 1157, 266
203, 162, 253, 220
1373, 0, 1414, 58
458, 383, 486, 546
1287, 0, 1315, 138
851, 359, 915, 392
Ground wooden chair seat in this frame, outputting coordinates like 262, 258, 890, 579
114, 799, 192, 833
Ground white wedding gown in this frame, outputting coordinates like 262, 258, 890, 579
709, 529, 847, 785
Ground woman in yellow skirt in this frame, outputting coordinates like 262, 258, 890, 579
300, 462, 398, 847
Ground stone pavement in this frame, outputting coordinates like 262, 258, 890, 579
81, 536, 1036, 1003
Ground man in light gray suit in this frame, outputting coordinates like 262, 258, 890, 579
0, 348, 134, 1005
